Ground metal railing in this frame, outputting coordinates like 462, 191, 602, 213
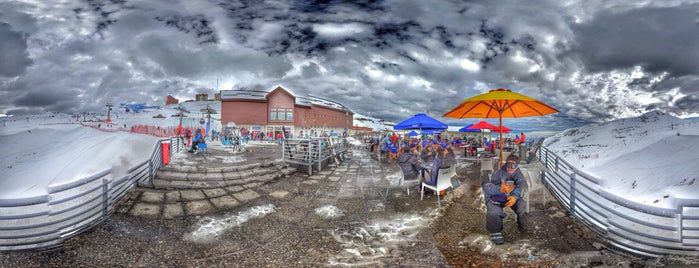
536, 145, 699, 257
0, 137, 183, 251
282, 137, 348, 175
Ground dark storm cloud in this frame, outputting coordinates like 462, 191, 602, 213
573, 4, 699, 77
15, 87, 79, 108
0, 22, 33, 77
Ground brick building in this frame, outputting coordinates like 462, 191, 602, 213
195, 94, 209, 101
220, 86, 354, 138
165, 95, 179, 105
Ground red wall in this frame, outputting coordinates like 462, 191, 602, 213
306, 105, 352, 128
267, 88, 295, 126
221, 86, 354, 131
221, 100, 267, 125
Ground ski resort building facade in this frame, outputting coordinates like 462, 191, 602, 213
220, 86, 354, 138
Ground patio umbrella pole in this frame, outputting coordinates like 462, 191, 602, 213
499, 115, 503, 167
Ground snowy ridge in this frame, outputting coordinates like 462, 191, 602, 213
0, 101, 220, 200
353, 114, 394, 132
543, 111, 699, 208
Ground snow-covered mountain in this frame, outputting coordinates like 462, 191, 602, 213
352, 113, 394, 132
544, 111, 699, 208
0, 100, 220, 200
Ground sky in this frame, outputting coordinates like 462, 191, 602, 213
1, 0, 698, 132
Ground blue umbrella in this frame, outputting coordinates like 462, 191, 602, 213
420, 129, 443, 135
458, 124, 482, 132
408, 130, 418, 137
393, 113, 448, 130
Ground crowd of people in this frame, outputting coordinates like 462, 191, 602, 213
366, 131, 529, 245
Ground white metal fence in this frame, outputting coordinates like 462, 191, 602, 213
536, 145, 699, 257
282, 137, 348, 175
0, 137, 183, 251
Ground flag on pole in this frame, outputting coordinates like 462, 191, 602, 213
206, 121, 210, 139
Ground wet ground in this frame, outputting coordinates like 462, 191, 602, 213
1, 142, 696, 267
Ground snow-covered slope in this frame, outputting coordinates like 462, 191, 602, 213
544, 111, 699, 207
0, 101, 218, 200
353, 114, 394, 132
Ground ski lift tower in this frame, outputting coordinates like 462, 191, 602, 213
174, 105, 190, 126
200, 105, 217, 136
105, 103, 113, 123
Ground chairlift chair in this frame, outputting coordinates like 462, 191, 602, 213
196, 142, 208, 155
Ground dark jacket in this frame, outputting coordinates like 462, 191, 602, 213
440, 152, 456, 168
397, 152, 420, 181
483, 165, 526, 202
424, 155, 443, 186
420, 148, 435, 162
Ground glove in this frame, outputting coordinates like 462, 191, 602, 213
504, 196, 517, 207
491, 194, 508, 204
500, 180, 515, 194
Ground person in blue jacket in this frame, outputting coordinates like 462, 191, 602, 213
482, 154, 527, 245
189, 129, 202, 153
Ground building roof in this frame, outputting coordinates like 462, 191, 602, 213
219, 89, 268, 101
220, 86, 353, 114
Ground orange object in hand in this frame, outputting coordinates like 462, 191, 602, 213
500, 180, 515, 194
505, 196, 516, 207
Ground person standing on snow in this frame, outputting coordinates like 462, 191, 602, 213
482, 154, 527, 245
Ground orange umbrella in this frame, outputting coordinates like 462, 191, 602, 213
443, 88, 558, 166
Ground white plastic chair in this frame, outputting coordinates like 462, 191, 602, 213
421, 166, 455, 208
502, 151, 512, 163
480, 157, 494, 177
398, 165, 421, 196
476, 147, 485, 159
525, 170, 548, 213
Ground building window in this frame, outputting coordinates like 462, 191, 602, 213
286, 109, 293, 121
270, 108, 293, 121
277, 109, 285, 120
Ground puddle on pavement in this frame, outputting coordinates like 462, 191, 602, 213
315, 205, 345, 219
327, 212, 435, 266
184, 204, 276, 243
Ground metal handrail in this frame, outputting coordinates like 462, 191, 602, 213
0, 136, 183, 251
282, 137, 347, 175
536, 145, 699, 257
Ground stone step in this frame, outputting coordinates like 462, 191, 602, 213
155, 163, 287, 182
159, 159, 283, 173
152, 166, 298, 190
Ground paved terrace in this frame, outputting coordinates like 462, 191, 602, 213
3, 140, 580, 267
113, 140, 480, 266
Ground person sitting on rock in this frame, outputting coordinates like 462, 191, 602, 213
482, 154, 527, 245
